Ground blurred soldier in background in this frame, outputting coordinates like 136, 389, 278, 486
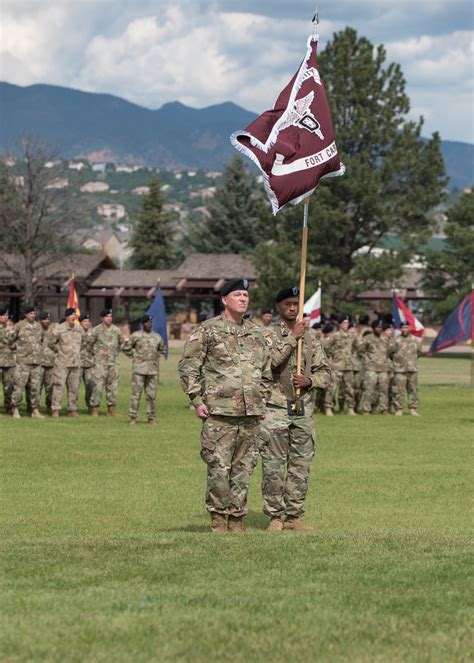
50, 308, 83, 417
79, 314, 95, 411
11, 306, 44, 419
37, 312, 56, 416
359, 319, 390, 415
390, 320, 422, 416
0, 307, 15, 415
323, 314, 357, 416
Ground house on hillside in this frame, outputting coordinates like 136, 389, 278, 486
45, 177, 68, 190
72, 226, 131, 265
97, 203, 126, 220
80, 181, 109, 193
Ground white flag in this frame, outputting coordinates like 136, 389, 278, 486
304, 288, 321, 326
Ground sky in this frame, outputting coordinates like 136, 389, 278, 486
1, 0, 473, 143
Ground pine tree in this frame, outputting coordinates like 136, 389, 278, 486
130, 176, 175, 269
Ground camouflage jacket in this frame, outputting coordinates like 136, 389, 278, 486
49, 322, 84, 368
80, 329, 95, 368
87, 323, 125, 366
0, 323, 15, 367
40, 327, 57, 367
124, 330, 165, 375
264, 321, 331, 408
178, 313, 272, 417
11, 319, 44, 365
351, 335, 362, 372
324, 330, 357, 371
358, 333, 390, 372
389, 334, 421, 372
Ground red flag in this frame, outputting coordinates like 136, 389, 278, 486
303, 287, 321, 325
231, 36, 344, 215
67, 275, 81, 318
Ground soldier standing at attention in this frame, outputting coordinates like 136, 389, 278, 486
50, 308, 84, 418
126, 314, 166, 425
0, 307, 15, 415
348, 322, 363, 412
383, 322, 396, 414
11, 306, 44, 419
323, 314, 357, 416
178, 279, 272, 534
359, 319, 390, 415
261, 288, 331, 532
79, 314, 95, 411
36, 312, 56, 416
390, 320, 422, 416
87, 308, 126, 416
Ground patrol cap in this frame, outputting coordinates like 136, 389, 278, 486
24, 305, 36, 314
78, 313, 90, 322
0, 307, 8, 316
275, 286, 299, 303
220, 279, 249, 297
39, 311, 51, 321
338, 313, 351, 324
140, 314, 152, 324
100, 308, 113, 317
371, 319, 384, 329
64, 307, 76, 317
322, 322, 334, 334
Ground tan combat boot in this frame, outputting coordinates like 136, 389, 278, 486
227, 515, 244, 533
51, 410, 60, 418
129, 417, 137, 426
283, 517, 314, 532
11, 407, 21, 419
347, 408, 357, 416
47, 406, 53, 416
31, 409, 45, 419
409, 409, 420, 416
89, 407, 99, 417
107, 405, 117, 417
210, 513, 227, 533
267, 518, 284, 532
395, 410, 403, 416
325, 408, 334, 417
148, 418, 156, 425
68, 410, 79, 418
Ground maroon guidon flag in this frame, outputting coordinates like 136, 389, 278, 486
231, 35, 345, 215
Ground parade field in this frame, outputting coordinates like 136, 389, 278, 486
1, 352, 472, 662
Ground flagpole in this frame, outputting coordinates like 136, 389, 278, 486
295, 197, 310, 395
471, 283, 474, 388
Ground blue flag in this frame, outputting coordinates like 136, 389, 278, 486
146, 285, 168, 358
428, 292, 473, 355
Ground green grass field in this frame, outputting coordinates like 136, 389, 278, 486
1, 352, 473, 662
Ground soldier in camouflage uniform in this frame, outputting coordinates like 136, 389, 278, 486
35, 312, 56, 415
383, 323, 396, 414
79, 314, 95, 410
323, 314, 358, 416
125, 313, 166, 424
178, 278, 272, 534
11, 305, 44, 419
49, 308, 84, 417
261, 287, 331, 532
87, 308, 126, 416
390, 321, 422, 416
348, 322, 363, 412
0, 307, 15, 414
359, 319, 390, 415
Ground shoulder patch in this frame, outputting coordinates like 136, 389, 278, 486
188, 333, 199, 342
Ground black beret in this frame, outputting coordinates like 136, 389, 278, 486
261, 307, 273, 315
39, 311, 51, 321
140, 314, 152, 324
322, 322, 334, 334
275, 287, 299, 303
313, 322, 322, 329
100, 308, 113, 317
399, 319, 409, 327
338, 313, 351, 324
349, 322, 357, 329
0, 307, 8, 316
382, 322, 393, 330
64, 308, 76, 317
59, 317, 66, 324
24, 305, 36, 314
371, 319, 384, 329
78, 314, 90, 322
359, 314, 370, 325
220, 279, 249, 297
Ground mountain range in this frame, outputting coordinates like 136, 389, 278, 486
0, 82, 472, 190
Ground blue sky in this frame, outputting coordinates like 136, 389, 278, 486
1, 0, 473, 142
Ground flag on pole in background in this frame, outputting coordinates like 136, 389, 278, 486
304, 287, 321, 325
67, 275, 81, 317
146, 285, 168, 359
428, 292, 473, 355
391, 294, 424, 338
231, 35, 345, 214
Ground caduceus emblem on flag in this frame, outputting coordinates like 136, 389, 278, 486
231, 35, 345, 214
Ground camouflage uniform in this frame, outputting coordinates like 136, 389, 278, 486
87, 323, 125, 408
351, 339, 363, 412
0, 322, 16, 412
323, 330, 357, 411
125, 330, 165, 421
359, 334, 390, 413
37, 326, 56, 412
10, 319, 44, 410
261, 322, 331, 519
389, 334, 422, 412
80, 328, 95, 409
50, 322, 84, 412
178, 314, 272, 517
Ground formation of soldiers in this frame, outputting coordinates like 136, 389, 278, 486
178, 281, 422, 533
0, 306, 165, 422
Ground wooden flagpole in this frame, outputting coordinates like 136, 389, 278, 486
295, 197, 310, 396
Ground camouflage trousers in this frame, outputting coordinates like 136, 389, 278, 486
52, 365, 81, 412
11, 364, 42, 410
260, 405, 315, 518
129, 373, 157, 420
324, 369, 355, 410
361, 370, 389, 413
81, 367, 95, 409
89, 363, 120, 408
0, 365, 15, 412
353, 370, 363, 411
200, 414, 261, 516
39, 366, 54, 410
393, 372, 419, 411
